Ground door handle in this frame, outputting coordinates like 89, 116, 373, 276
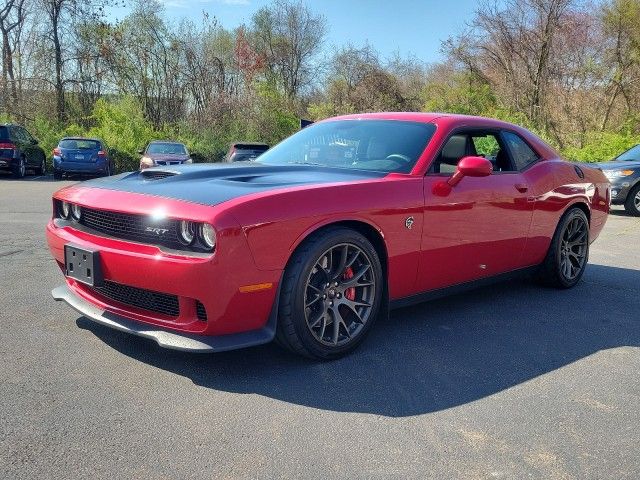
514, 184, 528, 193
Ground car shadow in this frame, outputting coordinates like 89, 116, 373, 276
76, 263, 640, 417
609, 208, 638, 217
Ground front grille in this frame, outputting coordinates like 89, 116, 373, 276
79, 206, 182, 249
93, 280, 180, 318
196, 301, 207, 321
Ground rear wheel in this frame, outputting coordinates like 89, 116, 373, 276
12, 156, 25, 179
35, 155, 46, 175
537, 207, 589, 288
624, 184, 640, 217
276, 227, 383, 359
53, 169, 63, 180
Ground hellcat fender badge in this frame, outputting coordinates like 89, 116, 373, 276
405, 216, 414, 229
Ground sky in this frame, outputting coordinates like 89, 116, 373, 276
107, 0, 483, 64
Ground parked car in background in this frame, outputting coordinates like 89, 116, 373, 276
595, 144, 640, 216
52, 138, 113, 180
139, 141, 192, 169
225, 142, 269, 162
0, 123, 46, 178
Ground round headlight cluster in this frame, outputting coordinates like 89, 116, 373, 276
177, 220, 216, 251
58, 201, 82, 221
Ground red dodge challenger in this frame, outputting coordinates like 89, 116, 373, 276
47, 113, 610, 359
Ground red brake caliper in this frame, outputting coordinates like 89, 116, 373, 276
343, 267, 356, 301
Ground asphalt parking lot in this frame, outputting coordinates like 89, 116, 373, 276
1, 175, 639, 479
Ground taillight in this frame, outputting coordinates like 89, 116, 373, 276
53, 147, 61, 156
97, 150, 106, 157
0, 142, 16, 149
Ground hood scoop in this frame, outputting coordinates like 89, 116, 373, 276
141, 169, 180, 180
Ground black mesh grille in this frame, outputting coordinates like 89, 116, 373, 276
92, 280, 180, 317
79, 206, 182, 249
196, 301, 207, 321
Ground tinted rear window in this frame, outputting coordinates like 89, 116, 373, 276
0, 127, 8, 140
60, 139, 100, 150
235, 144, 269, 152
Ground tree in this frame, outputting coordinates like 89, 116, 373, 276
0, 0, 25, 115
251, 0, 326, 100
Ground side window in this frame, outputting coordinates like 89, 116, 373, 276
502, 131, 539, 170
430, 130, 515, 174
470, 133, 514, 171
21, 128, 34, 144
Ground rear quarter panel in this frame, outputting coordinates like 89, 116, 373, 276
522, 159, 609, 265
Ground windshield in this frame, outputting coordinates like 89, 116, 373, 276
256, 120, 436, 173
147, 143, 187, 155
60, 139, 100, 150
616, 145, 640, 161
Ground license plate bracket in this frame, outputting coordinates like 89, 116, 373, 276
64, 244, 103, 287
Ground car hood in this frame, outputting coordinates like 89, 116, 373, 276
592, 160, 640, 170
80, 163, 386, 207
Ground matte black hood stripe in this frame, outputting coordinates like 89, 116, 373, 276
80, 163, 386, 207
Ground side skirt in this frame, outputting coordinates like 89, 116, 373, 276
389, 266, 539, 310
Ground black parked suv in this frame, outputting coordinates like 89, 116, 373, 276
0, 124, 47, 178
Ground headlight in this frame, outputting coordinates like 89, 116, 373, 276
604, 169, 635, 179
60, 201, 70, 219
71, 204, 82, 221
178, 220, 195, 245
185, 158, 193, 164
199, 223, 216, 250
140, 156, 154, 169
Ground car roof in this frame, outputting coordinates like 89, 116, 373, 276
61, 137, 102, 142
325, 112, 525, 128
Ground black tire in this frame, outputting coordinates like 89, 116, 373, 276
624, 184, 640, 217
275, 227, 384, 360
53, 169, 63, 180
104, 163, 112, 177
35, 155, 46, 175
12, 156, 25, 179
536, 207, 589, 288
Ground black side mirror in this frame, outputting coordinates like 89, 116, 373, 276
32, 139, 39, 145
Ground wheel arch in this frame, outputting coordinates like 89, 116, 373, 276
287, 219, 389, 280
568, 200, 591, 223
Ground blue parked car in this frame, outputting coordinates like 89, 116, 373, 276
52, 137, 114, 180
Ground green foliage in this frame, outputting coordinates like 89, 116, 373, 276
562, 131, 639, 162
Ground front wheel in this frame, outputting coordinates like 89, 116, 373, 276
276, 227, 384, 359
536, 207, 589, 288
624, 184, 640, 217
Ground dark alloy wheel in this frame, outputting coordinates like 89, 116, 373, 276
12, 157, 25, 179
35, 156, 46, 175
537, 207, 589, 288
624, 184, 640, 217
276, 227, 383, 359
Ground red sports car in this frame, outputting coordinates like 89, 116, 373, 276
47, 113, 610, 359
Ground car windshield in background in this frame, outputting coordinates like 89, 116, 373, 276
59, 139, 100, 150
616, 145, 640, 161
256, 120, 436, 173
147, 143, 187, 155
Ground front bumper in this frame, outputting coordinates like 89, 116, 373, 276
52, 284, 275, 352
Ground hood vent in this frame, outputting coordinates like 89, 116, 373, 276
141, 169, 180, 180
